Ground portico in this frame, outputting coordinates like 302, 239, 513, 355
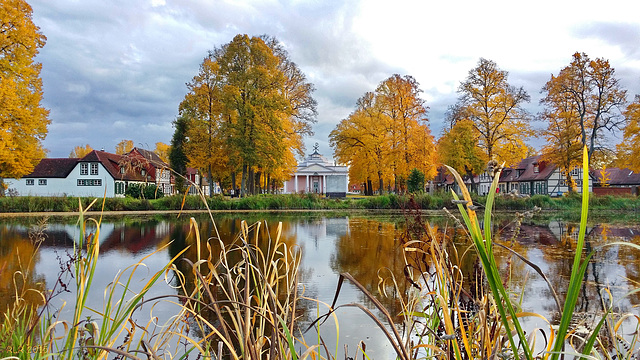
283, 144, 349, 197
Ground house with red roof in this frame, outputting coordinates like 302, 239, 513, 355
5, 150, 155, 197
591, 168, 640, 196
123, 147, 174, 196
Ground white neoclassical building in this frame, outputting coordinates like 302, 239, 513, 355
283, 144, 349, 197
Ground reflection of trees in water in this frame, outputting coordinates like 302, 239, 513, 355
0, 228, 47, 314
167, 218, 300, 351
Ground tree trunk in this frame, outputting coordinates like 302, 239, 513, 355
367, 179, 373, 196
465, 165, 477, 194
208, 165, 213, 197
230, 172, 236, 196
241, 164, 247, 197
256, 171, 262, 194
248, 167, 255, 195
378, 171, 383, 195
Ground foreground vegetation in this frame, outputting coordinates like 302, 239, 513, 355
1, 191, 640, 214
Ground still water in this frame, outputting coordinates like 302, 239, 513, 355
1, 212, 640, 358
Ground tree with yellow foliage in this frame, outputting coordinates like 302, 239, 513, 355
0, 0, 49, 195
540, 74, 583, 192
616, 95, 640, 172
154, 142, 170, 163
544, 52, 627, 163
176, 34, 316, 196
330, 75, 437, 194
330, 92, 392, 194
437, 119, 487, 193
455, 58, 531, 167
69, 144, 93, 158
115, 139, 134, 155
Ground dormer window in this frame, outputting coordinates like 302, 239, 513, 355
120, 167, 125, 174
141, 169, 146, 176
533, 163, 539, 173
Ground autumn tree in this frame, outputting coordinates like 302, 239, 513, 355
330, 92, 391, 194
330, 75, 437, 194
437, 119, 487, 192
454, 58, 531, 167
616, 95, 640, 172
0, 0, 49, 195
69, 144, 93, 158
543, 52, 627, 163
154, 142, 170, 163
539, 75, 583, 191
115, 139, 134, 155
177, 34, 316, 196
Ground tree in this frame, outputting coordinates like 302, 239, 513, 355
616, 95, 640, 172
154, 142, 170, 163
0, 0, 49, 195
539, 75, 583, 192
407, 168, 425, 193
456, 58, 531, 167
115, 139, 134, 155
437, 119, 487, 193
330, 92, 392, 194
69, 144, 93, 158
544, 52, 627, 163
169, 115, 189, 193
330, 75, 437, 194
179, 34, 316, 197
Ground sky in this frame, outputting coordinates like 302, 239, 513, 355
30, 0, 640, 160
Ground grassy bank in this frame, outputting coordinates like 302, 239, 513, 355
1, 191, 639, 213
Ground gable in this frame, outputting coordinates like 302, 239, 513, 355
298, 163, 334, 173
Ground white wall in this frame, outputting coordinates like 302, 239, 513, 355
6, 162, 116, 197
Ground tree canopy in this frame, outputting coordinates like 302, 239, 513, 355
454, 58, 531, 167
542, 52, 627, 163
330, 74, 437, 194
69, 144, 93, 158
175, 34, 317, 196
0, 0, 49, 191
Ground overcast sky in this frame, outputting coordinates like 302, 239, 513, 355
30, 0, 640, 160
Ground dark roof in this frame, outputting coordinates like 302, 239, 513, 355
24, 158, 79, 178
591, 168, 640, 186
500, 155, 557, 182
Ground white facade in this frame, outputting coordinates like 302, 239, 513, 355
283, 146, 349, 197
7, 161, 117, 197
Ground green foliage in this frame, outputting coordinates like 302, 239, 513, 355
169, 115, 189, 193
406, 168, 425, 193
124, 183, 164, 199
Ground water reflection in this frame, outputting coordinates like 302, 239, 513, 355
0, 214, 639, 358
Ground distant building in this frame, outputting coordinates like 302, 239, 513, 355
5, 148, 176, 198
282, 144, 349, 197
435, 155, 594, 197
591, 168, 640, 196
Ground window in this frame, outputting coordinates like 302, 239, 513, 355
26, 179, 34, 185
38, 179, 47, 185
77, 179, 102, 186
81, 163, 88, 175
570, 167, 579, 177
115, 181, 125, 194
90, 163, 98, 175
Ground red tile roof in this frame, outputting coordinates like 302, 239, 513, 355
591, 168, 640, 186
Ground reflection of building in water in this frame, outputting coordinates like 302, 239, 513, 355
7, 221, 172, 255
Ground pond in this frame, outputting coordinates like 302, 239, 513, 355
1, 211, 639, 358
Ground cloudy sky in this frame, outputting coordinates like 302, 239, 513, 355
30, 0, 640, 159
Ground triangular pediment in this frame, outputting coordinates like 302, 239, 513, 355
298, 163, 334, 173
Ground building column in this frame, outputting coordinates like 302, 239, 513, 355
307, 175, 310, 193
322, 175, 326, 194
294, 175, 298, 193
